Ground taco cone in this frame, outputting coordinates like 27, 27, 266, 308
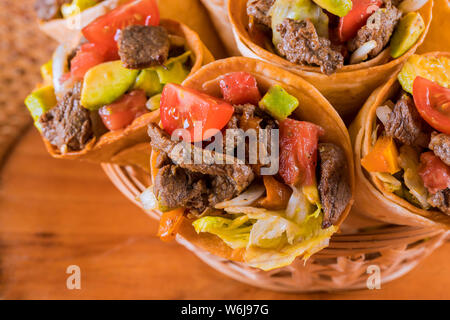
199, 0, 241, 55
140, 57, 355, 270
26, 12, 214, 167
417, 0, 450, 53
36, 0, 227, 59
228, 0, 433, 117
349, 52, 450, 229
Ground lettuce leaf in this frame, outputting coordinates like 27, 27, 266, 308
193, 185, 335, 271
192, 215, 252, 249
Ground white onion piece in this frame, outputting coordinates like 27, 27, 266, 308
285, 186, 307, 224
215, 183, 265, 209
376, 105, 393, 127
139, 187, 159, 211
399, 0, 429, 13
52, 44, 73, 98
350, 40, 377, 64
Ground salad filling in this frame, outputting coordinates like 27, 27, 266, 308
26, 0, 194, 153
140, 71, 351, 270
361, 54, 450, 215
246, 0, 427, 74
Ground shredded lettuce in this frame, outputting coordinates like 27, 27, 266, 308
269, 0, 329, 48
193, 185, 335, 271
192, 216, 252, 249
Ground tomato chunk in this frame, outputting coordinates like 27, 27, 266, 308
419, 152, 450, 194
279, 118, 324, 186
157, 208, 185, 242
70, 43, 107, 81
413, 76, 450, 135
82, 0, 160, 54
98, 90, 148, 131
219, 72, 261, 105
337, 0, 382, 42
160, 83, 235, 142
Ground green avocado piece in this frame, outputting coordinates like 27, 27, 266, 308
40, 60, 53, 84
311, 0, 352, 17
155, 51, 192, 84
146, 93, 162, 111
258, 85, 299, 121
81, 60, 139, 110
61, 0, 98, 18
25, 85, 57, 122
134, 69, 163, 96
390, 12, 425, 59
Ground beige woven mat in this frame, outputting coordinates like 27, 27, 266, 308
0, 0, 55, 167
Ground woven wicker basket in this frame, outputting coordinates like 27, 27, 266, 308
103, 163, 449, 292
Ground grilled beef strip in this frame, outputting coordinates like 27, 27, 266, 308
348, 6, 401, 58
148, 123, 255, 212
39, 82, 93, 152
118, 25, 170, 69
247, 0, 275, 28
276, 19, 344, 75
385, 94, 430, 147
427, 188, 450, 216
429, 132, 450, 166
318, 143, 351, 229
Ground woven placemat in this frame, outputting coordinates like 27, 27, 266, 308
0, 0, 55, 167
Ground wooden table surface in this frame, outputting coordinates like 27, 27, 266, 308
0, 128, 448, 300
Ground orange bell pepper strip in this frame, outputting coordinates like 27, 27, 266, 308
157, 208, 185, 242
361, 136, 401, 174
258, 176, 293, 210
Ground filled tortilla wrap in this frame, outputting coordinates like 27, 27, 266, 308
140, 57, 355, 270
228, 0, 433, 117
349, 52, 450, 229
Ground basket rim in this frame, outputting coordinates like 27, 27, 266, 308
102, 163, 446, 255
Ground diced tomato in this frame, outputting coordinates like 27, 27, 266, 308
98, 90, 148, 131
413, 76, 450, 135
419, 152, 450, 194
70, 44, 106, 81
279, 118, 325, 186
337, 0, 382, 42
157, 208, 185, 242
59, 72, 71, 84
160, 83, 235, 142
219, 72, 261, 105
82, 0, 159, 54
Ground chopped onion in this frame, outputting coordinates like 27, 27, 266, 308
139, 187, 159, 211
52, 44, 73, 99
350, 40, 377, 64
399, 0, 429, 13
376, 105, 393, 127
215, 183, 265, 209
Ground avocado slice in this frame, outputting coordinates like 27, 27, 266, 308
134, 69, 163, 96
259, 85, 299, 121
155, 51, 192, 85
25, 85, 57, 122
390, 12, 425, 59
146, 93, 162, 111
81, 60, 139, 110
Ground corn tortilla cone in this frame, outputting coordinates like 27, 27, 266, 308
37, 0, 227, 58
417, 0, 450, 53
348, 52, 450, 229
148, 57, 355, 264
199, 0, 241, 56
228, 0, 433, 117
42, 19, 214, 166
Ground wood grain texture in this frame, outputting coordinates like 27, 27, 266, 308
0, 129, 449, 300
